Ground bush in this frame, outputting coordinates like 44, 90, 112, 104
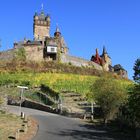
90, 76, 127, 124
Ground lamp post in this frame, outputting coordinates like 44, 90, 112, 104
17, 86, 28, 116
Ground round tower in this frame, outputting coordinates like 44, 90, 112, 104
54, 26, 61, 38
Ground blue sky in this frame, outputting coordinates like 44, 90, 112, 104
0, 0, 140, 79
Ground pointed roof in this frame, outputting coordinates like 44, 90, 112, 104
100, 46, 111, 58
91, 48, 102, 65
103, 46, 107, 54
54, 25, 61, 37
56, 26, 60, 33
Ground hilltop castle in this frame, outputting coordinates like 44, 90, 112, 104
14, 8, 68, 61
0, 7, 128, 78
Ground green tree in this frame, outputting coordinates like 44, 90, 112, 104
124, 59, 140, 127
126, 85, 140, 127
90, 76, 126, 124
15, 47, 26, 61
133, 58, 140, 83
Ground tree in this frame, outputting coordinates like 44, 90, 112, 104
90, 76, 127, 124
124, 58, 140, 127
14, 47, 26, 61
126, 85, 140, 127
133, 58, 140, 83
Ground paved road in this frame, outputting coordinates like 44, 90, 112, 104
7, 105, 134, 140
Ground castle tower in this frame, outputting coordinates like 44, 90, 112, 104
101, 46, 112, 65
33, 6, 50, 41
54, 26, 61, 38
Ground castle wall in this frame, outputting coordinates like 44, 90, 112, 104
114, 69, 128, 79
61, 54, 103, 71
24, 45, 44, 61
0, 49, 14, 61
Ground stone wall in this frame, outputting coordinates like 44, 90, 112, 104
0, 95, 7, 111
34, 24, 50, 40
24, 45, 44, 61
0, 46, 44, 62
0, 47, 103, 71
61, 54, 103, 71
22, 99, 56, 113
0, 49, 14, 61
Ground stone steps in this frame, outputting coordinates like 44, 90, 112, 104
62, 92, 90, 115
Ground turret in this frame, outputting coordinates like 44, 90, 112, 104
54, 26, 61, 38
102, 46, 107, 55
100, 46, 112, 71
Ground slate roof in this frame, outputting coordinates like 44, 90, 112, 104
114, 64, 125, 71
34, 11, 50, 21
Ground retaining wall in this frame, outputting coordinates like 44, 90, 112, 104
61, 54, 103, 71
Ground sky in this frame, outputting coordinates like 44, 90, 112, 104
0, 0, 140, 79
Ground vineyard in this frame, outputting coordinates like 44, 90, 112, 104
0, 72, 132, 96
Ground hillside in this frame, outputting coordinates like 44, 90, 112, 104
0, 61, 132, 95
0, 71, 131, 95
0, 60, 133, 119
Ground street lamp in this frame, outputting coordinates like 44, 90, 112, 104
17, 86, 28, 116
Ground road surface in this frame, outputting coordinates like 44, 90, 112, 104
7, 105, 134, 140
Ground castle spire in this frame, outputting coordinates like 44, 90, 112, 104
54, 25, 61, 38
95, 48, 99, 57
56, 25, 60, 33
102, 46, 107, 55
41, 3, 45, 15
41, 3, 44, 11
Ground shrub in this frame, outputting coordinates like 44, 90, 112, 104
90, 76, 127, 124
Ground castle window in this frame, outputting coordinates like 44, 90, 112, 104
51, 48, 55, 52
47, 46, 57, 53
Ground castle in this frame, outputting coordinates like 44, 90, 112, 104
14, 8, 68, 62
0, 7, 128, 78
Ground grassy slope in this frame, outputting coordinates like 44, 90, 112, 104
0, 111, 23, 140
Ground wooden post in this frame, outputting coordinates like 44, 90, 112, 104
91, 102, 94, 121
24, 115, 28, 123
21, 112, 25, 119
15, 129, 20, 139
